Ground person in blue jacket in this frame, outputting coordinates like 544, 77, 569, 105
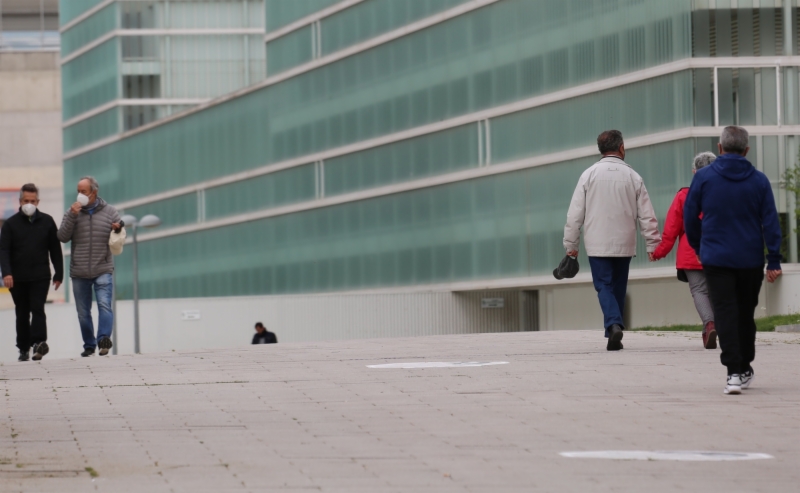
684, 126, 783, 396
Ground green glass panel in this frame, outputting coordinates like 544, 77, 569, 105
111, 139, 700, 300
62, 39, 120, 120
61, 3, 118, 57
121, 193, 199, 229
204, 164, 317, 220
67, 0, 692, 204
265, 0, 340, 32
324, 124, 479, 196
266, 25, 312, 75
490, 71, 694, 164
60, 0, 106, 26
63, 108, 120, 152
320, 0, 470, 56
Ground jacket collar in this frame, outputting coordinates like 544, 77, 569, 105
598, 155, 630, 167
16, 208, 39, 222
81, 197, 106, 213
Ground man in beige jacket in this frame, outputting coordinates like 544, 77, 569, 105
563, 130, 661, 350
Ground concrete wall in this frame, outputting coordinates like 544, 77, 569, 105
0, 51, 63, 307
0, 51, 62, 215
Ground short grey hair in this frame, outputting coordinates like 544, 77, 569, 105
720, 125, 749, 154
79, 176, 99, 193
19, 183, 39, 200
693, 152, 716, 171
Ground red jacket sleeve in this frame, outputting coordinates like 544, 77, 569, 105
652, 190, 686, 260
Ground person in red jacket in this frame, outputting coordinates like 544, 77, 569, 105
652, 152, 717, 349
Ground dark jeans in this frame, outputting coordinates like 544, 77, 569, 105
704, 266, 764, 375
588, 257, 632, 336
9, 279, 50, 351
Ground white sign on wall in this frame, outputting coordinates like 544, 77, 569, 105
181, 310, 201, 321
481, 298, 505, 308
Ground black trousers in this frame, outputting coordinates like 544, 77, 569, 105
704, 266, 764, 375
9, 280, 50, 352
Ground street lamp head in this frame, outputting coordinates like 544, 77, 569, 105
139, 214, 162, 228
120, 214, 137, 226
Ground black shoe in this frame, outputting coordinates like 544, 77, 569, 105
98, 337, 113, 356
18, 349, 30, 362
32, 342, 49, 361
607, 324, 624, 351
81, 348, 95, 357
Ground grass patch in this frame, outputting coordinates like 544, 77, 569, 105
85, 467, 99, 478
633, 313, 800, 333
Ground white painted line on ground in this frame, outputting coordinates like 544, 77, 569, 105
560, 451, 773, 461
367, 361, 509, 369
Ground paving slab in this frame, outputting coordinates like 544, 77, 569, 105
1, 330, 800, 492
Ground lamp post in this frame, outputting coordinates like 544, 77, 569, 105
120, 214, 161, 354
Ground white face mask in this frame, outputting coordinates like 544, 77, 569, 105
21, 203, 37, 217
77, 193, 90, 206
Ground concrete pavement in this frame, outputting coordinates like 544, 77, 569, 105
1, 330, 800, 492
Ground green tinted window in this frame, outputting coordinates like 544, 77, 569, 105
61, 3, 118, 57
60, 0, 106, 26
121, 193, 199, 229
265, 0, 340, 32
324, 124, 479, 196
320, 0, 470, 56
266, 25, 313, 75
204, 164, 317, 220
62, 39, 120, 120
491, 71, 694, 164
63, 108, 120, 152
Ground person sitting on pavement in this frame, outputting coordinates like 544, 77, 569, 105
684, 125, 782, 395
0, 183, 63, 362
651, 152, 717, 349
252, 322, 277, 344
563, 130, 661, 351
57, 176, 121, 358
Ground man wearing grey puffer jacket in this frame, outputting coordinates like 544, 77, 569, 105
58, 176, 121, 357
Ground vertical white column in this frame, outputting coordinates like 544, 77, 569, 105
785, 0, 798, 262
713, 66, 720, 127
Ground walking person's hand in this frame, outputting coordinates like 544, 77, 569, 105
70, 202, 82, 215
53, 280, 61, 291
648, 252, 657, 262
566, 250, 578, 258
3, 275, 12, 289
767, 269, 782, 283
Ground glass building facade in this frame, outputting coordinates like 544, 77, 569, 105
61, 0, 800, 301
60, 0, 265, 152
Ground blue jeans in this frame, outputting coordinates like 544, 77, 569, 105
72, 273, 114, 350
588, 257, 632, 337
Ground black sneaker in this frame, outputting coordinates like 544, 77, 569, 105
81, 348, 95, 357
18, 349, 30, 362
607, 324, 624, 351
98, 337, 113, 356
32, 342, 49, 361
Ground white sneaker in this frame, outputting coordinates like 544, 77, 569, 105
741, 370, 755, 389
724, 374, 742, 395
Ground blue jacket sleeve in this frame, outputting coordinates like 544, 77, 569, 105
683, 176, 703, 254
760, 178, 783, 270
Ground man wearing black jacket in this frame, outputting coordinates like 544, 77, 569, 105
0, 184, 63, 362
252, 322, 277, 344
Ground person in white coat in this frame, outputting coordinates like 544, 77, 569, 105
563, 130, 661, 350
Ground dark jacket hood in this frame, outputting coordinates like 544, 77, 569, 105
710, 153, 756, 182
